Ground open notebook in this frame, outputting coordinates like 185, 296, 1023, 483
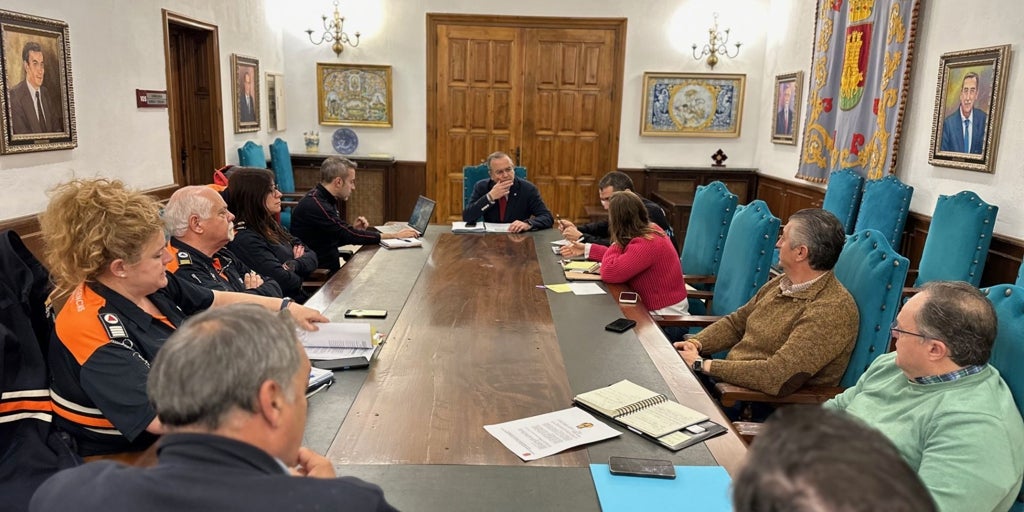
574, 379, 726, 451
375, 195, 435, 234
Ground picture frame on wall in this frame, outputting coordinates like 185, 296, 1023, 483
639, 72, 745, 137
771, 71, 802, 145
231, 53, 260, 133
0, 8, 77, 154
316, 63, 392, 127
266, 72, 285, 132
928, 44, 1011, 173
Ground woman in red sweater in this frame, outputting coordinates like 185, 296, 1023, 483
593, 191, 688, 315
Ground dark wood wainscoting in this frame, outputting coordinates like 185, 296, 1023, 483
0, 185, 179, 263
756, 175, 824, 223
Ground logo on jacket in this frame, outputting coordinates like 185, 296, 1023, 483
176, 251, 192, 266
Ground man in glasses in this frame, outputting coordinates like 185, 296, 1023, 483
462, 151, 553, 233
825, 281, 1024, 512
556, 171, 671, 259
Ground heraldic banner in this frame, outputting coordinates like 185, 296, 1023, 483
797, 0, 921, 183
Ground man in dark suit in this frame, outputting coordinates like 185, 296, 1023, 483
462, 151, 553, 233
238, 69, 256, 123
775, 83, 794, 136
940, 72, 987, 154
8, 41, 63, 134
30, 304, 397, 512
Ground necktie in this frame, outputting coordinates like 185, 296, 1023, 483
784, 110, 789, 132
963, 119, 970, 150
498, 196, 508, 221
35, 90, 46, 129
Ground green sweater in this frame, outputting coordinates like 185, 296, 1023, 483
695, 272, 858, 396
825, 352, 1024, 512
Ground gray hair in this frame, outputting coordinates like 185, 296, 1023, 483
320, 156, 356, 184
148, 304, 304, 430
785, 209, 845, 271
485, 151, 514, 168
597, 171, 635, 192
163, 186, 215, 238
916, 281, 997, 366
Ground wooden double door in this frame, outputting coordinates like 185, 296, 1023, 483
427, 15, 626, 223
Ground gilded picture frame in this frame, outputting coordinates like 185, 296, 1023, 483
231, 53, 260, 134
316, 63, 392, 127
0, 8, 77, 154
771, 71, 802, 145
928, 44, 1011, 173
640, 72, 745, 137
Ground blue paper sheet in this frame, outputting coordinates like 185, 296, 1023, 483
589, 464, 732, 512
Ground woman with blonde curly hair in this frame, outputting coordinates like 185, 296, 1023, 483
40, 178, 326, 459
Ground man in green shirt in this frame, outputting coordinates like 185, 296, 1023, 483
825, 281, 1024, 512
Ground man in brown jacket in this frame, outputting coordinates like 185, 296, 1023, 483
674, 208, 858, 397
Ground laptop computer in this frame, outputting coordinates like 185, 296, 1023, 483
374, 195, 436, 234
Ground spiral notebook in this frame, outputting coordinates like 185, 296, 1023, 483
573, 379, 725, 451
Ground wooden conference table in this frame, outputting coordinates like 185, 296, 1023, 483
302, 226, 746, 511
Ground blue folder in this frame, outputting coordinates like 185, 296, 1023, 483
589, 464, 732, 512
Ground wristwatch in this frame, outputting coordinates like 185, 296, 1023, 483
279, 297, 294, 311
691, 358, 705, 373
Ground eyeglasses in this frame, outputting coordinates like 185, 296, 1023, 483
889, 321, 929, 340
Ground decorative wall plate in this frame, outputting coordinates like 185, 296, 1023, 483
332, 128, 358, 155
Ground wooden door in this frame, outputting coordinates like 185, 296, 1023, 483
163, 11, 224, 186
522, 27, 618, 221
434, 24, 522, 221
427, 15, 625, 223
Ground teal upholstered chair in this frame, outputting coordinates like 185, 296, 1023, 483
853, 175, 913, 250
821, 169, 864, 235
680, 181, 738, 301
912, 191, 998, 288
237, 141, 267, 168
713, 229, 909, 415
268, 138, 302, 229
1017, 264, 1024, 288
462, 163, 527, 210
657, 200, 779, 325
982, 283, 1024, 512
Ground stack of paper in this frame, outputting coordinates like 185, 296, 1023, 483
380, 238, 423, 249
452, 221, 485, 233
298, 323, 376, 360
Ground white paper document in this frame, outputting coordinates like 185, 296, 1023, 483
569, 282, 606, 295
299, 323, 375, 360
484, 223, 513, 233
452, 221, 485, 233
484, 407, 620, 461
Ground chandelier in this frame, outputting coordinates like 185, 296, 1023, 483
306, 0, 361, 57
691, 13, 741, 70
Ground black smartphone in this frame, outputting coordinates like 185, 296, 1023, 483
312, 357, 370, 371
608, 456, 676, 479
604, 318, 637, 333
344, 309, 388, 319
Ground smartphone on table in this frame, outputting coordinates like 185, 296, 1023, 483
605, 318, 637, 333
618, 291, 639, 304
344, 309, 388, 319
608, 456, 676, 479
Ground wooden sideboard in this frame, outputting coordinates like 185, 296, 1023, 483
283, 154, 398, 225
643, 166, 758, 253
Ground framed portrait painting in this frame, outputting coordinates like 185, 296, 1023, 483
0, 8, 77, 154
928, 45, 1011, 173
266, 72, 285, 132
771, 72, 802, 145
316, 63, 392, 127
231, 54, 260, 133
640, 72, 745, 137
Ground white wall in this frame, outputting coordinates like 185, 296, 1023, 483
278, 0, 768, 166
753, 0, 1024, 238
2, 0, 1023, 239
0, 0, 284, 220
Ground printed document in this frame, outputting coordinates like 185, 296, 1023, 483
484, 407, 619, 461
